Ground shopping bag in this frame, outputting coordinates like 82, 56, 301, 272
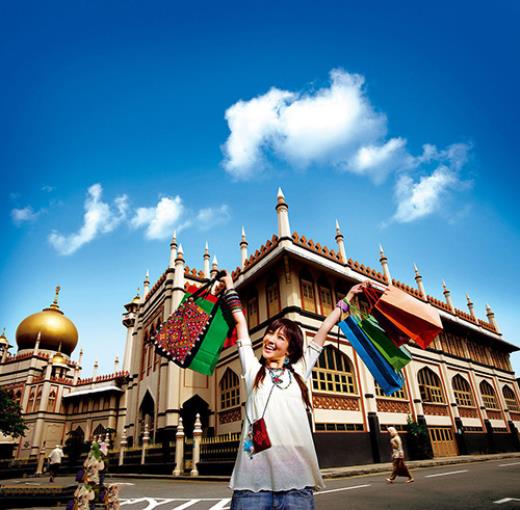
153, 271, 234, 375
339, 315, 404, 395
363, 284, 443, 349
359, 314, 412, 371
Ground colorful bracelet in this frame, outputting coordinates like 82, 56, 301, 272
336, 299, 350, 313
223, 289, 243, 313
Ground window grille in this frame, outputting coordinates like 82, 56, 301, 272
452, 375, 474, 407
417, 367, 445, 403
220, 369, 241, 410
312, 346, 357, 395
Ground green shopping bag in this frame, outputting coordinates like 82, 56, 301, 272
359, 314, 412, 371
153, 271, 234, 376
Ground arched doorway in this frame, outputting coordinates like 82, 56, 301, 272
139, 391, 156, 444
180, 395, 210, 438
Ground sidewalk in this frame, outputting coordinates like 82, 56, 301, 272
2, 451, 519, 485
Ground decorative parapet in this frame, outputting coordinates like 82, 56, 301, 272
145, 271, 168, 302
292, 232, 342, 263
392, 278, 424, 299
486, 409, 504, 421
376, 399, 411, 413
218, 407, 242, 424
423, 403, 449, 416
312, 393, 360, 411
184, 265, 206, 281
458, 406, 479, 418
77, 370, 129, 386
241, 235, 279, 272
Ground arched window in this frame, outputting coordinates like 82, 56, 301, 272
452, 375, 474, 407
375, 381, 407, 400
480, 381, 498, 409
417, 367, 445, 403
93, 423, 105, 440
502, 386, 520, 412
318, 277, 333, 316
219, 369, 240, 410
27, 388, 36, 413
266, 278, 281, 317
312, 346, 357, 395
300, 270, 316, 313
34, 386, 42, 411
47, 388, 57, 412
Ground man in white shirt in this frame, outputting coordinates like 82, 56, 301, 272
48, 445, 64, 482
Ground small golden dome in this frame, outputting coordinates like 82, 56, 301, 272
0, 329, 9, 348
51, 351, 68, 368
15, 287, 79, 355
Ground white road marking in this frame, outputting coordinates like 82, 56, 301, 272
114, 482, 136, 486
120, 498, 234, 509
208, 499, 231, 510
425, 469, 468, 478
498, 462, 520, 467
316, 483, 371, 495
494, 497, 520, 504
171, 500, 201, 510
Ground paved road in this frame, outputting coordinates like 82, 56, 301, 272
5, 459, 520, 509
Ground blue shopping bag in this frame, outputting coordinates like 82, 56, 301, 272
339, 315, 404, 395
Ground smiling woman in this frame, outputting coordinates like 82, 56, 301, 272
214, 271, 364, 510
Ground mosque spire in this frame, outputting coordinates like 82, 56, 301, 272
169, 230, 178, 269
203, 241, 210, 278
240, 226, 249, 269
335, 219, 346, 263
442, 280, 455, 313
414, 263, 427, 299
276, 188, 291, 241
379, 245, 392, 284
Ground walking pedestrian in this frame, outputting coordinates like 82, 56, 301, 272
48, 444, 64, 483
386, 427, 414, 484
215, 271, 364, 510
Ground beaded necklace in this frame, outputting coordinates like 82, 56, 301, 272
267, 367, 292, 390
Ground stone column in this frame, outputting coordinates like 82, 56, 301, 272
140, 423, 149, 465
35, 442, 47, 476
118, 429, 127, 466
191, 414, 202, 476
173, 417, 185, 476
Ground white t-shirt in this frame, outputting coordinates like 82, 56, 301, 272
48, 448, 64, 465
229, 336, 325, 492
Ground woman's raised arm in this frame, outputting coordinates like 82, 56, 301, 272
312, 282, 366, 347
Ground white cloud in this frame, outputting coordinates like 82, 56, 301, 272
195, 205, 231, 231
131, 196, 184, 240
11, 206, 40, 225
223, 69, 397, 180
348, 137, 409, 183
48, 184, 128, 255
391, 166, 459, 223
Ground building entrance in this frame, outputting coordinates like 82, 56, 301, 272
428, 426, 458, 457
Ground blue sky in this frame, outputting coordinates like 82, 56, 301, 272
1, 1, 519, 376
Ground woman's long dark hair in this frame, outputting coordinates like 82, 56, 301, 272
253, 318, 312, 409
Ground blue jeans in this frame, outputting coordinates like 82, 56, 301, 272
231, 487, 315, 510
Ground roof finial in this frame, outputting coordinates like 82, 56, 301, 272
335, 219, 346, 263
50, 285, 61, 310
379, 245, 392, 283
276, 187, 291, 240
240, 226, 249, 269
413, 263, 427, 299
203, 241, 210, 278
442, 280, 455, 312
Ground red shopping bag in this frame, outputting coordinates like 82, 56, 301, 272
185, 285, 238, 348
363, 283, 443, 349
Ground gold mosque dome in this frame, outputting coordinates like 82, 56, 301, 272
15, 286, 79, 356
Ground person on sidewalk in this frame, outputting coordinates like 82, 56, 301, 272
48, 444, 64, 483
215, 271, 365, 510
386, 427, 414, 484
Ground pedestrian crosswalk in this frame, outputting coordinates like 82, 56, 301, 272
120, 497, 231, 510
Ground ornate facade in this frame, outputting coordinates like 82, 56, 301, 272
1, 189, 519, 467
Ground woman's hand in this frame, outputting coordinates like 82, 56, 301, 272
345, 282, 367, 303
212, 270, 234, 295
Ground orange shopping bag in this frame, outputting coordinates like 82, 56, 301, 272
363, 283, 443, 349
